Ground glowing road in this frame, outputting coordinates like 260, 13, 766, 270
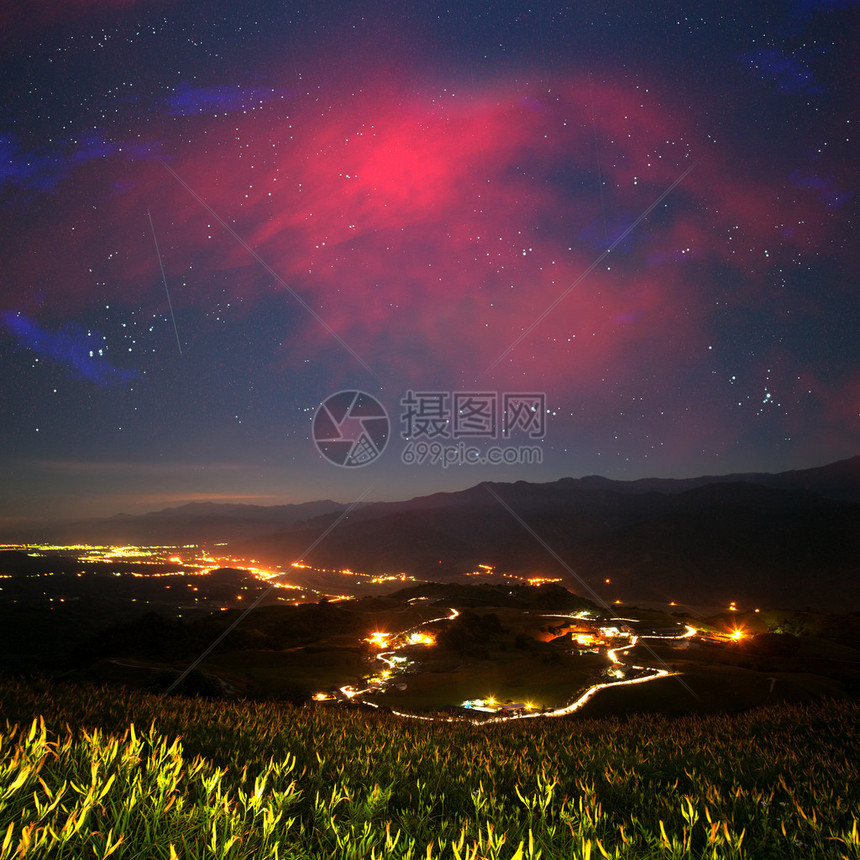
349, 615, 679, 725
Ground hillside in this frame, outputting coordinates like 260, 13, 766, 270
0, 678, 857, 859
239, 481, 859, 611
5, 456, 859, 611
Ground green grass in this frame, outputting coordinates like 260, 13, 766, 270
0, 676, 858, 858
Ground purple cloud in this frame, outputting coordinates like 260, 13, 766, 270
2, 312, 137, 386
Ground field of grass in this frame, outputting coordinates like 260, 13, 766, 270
0, 676, 858, 859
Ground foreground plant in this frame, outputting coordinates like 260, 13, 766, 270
0, 679, 857, 858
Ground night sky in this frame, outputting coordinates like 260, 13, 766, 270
2, 1, 858, 526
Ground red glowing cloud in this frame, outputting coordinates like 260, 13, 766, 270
1, 64, 845, 399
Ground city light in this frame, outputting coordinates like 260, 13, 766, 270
9, 542, 719, 724
527, 576, 562, 586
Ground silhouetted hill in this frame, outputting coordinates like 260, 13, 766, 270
239, 477, 859, 612
6, 457, 858, 611
570, 455, 860, 502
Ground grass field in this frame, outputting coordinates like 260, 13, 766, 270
0, 676, 857, 859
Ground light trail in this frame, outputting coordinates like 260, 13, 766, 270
396, 606, 459, 638
147, 209, 183, 355
638, 625, 698, 641
607, 635, 639, 664
377, 651, 397, 669
360, 668, 674, 725
539, 611, 593, 621
355, 629, 678, 725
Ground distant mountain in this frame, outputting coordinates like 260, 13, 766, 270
572, 455, 860, 502
232, 458, 860, 613
248, 456, 860, 532
8, 456, 859, 611
9, 500, 348, 545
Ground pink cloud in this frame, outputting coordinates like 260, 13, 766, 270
2, 67, 846, 397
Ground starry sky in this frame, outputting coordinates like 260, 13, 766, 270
1, 0, 858, 526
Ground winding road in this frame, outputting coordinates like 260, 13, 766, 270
345, 608, 683, 725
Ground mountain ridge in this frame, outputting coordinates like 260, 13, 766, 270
2, 457, 858, 612
4, 455, 859, 544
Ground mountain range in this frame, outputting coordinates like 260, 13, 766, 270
10, 456, 860, 612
